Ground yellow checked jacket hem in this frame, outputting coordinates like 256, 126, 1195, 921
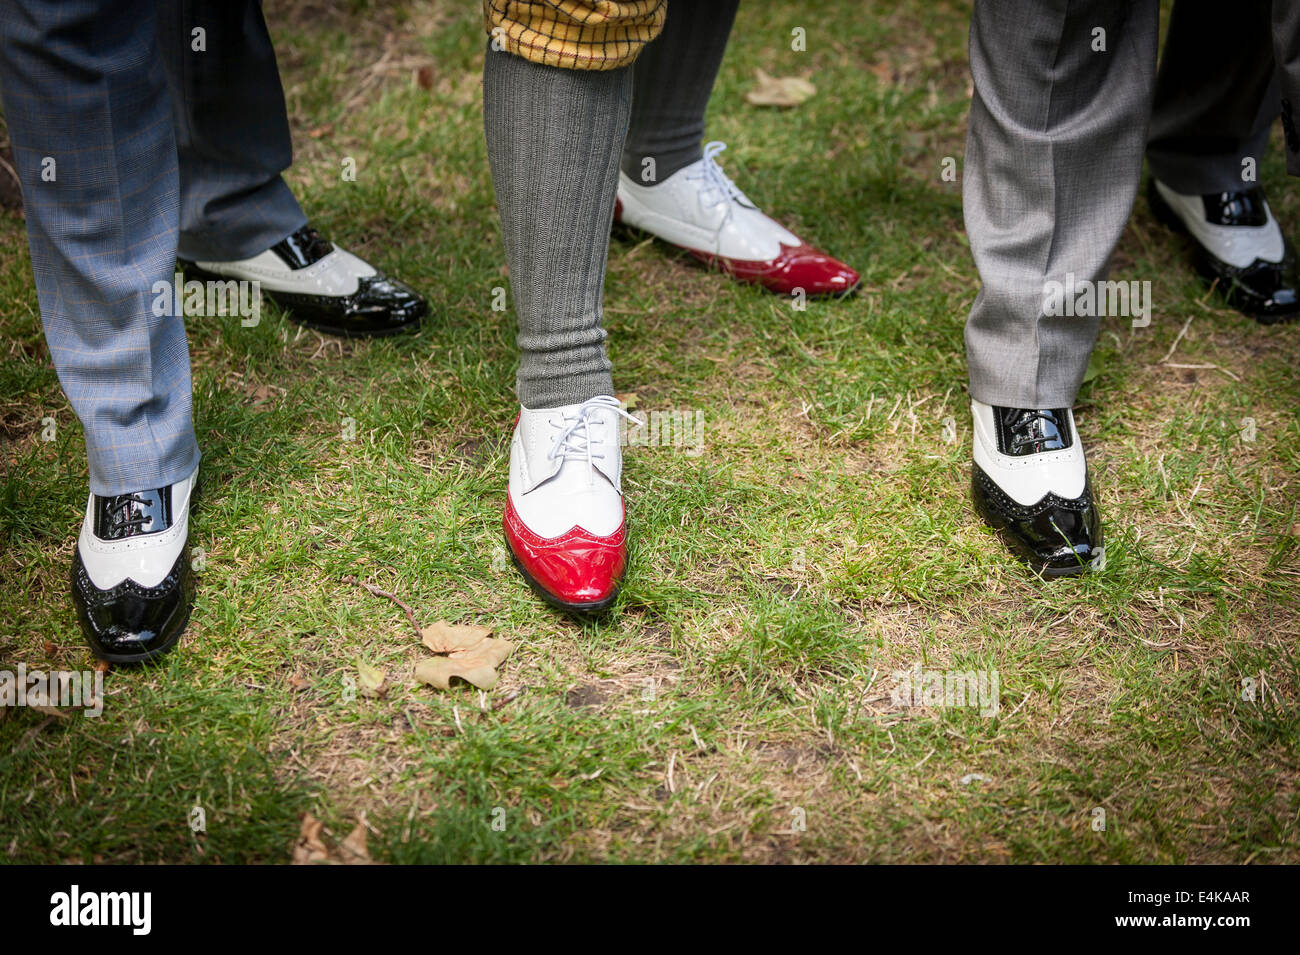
483, 0, 666, 71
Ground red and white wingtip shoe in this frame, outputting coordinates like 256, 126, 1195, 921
504, 395, 639, 614
615, 141, 860, 297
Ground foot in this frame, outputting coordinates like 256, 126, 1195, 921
71, 467, 198, 664
504, 396, 636, 614
1148, 179, 1300, 322
615, 141, 860, 297
181, 224, 427, 337
970, 401, 1102, 577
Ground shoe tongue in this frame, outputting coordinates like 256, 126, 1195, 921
552, 405, 623, 488
1203, 189, 1268, 227
518, 404, 623, 494
95, 488, 172, 540
1000, 408, 1071, 455
271, 226, 335, 269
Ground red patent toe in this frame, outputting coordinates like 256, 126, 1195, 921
503, 495, 626, 613
691, 243, 860, 297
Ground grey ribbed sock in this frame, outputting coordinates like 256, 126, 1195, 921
620, 0, 739, 186
483, 45, 631, 409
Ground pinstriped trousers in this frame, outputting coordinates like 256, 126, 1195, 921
963, 0, 1160, 409
0, 0, 305, 495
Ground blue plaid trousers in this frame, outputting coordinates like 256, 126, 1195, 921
0, 0, 306, 494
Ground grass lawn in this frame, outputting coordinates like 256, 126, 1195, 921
1, 0, 1297, 864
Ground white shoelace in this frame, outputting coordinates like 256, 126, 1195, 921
686, 141, 752, 213
548, 396, 642, 475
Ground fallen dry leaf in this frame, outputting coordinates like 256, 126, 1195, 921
338, 823, 372, 864
416, 656, 500, 690
745, 68, 816, 108
415, 620, 515, 691
420, 621, 493, 653
291, 814, 331, 865
356, 661, 387, 699
248, 384, 279, 405
27, 703, 71, 720
292, 813, 377, 865
24, 674, 74, 719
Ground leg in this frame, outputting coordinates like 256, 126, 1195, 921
620, 0, 739, 184
963, 0, 1158, 576
482, 0, 662, 613
964, 0, 1157, 409
157, 0, 305, 262
483, 49, 629, 409
1148, 0, 1278, 195
1, 0, 197, 496
612, 0, 859, 297
1, 0, 198, 662
1146, 0, 1299, 321
160, 0, 425, 336
1275, 0, 1300, 177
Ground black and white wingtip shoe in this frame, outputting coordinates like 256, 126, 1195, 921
181, 225, 427, 337
970, 401, 1102, 578
1149, 178, 1300, 323
70, 467, 198, 664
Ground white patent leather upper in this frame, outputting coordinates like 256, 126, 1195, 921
194, 246, 377, 296
971, 401, 1086, 507
78, 466, 196, 589
508, 397, 634, 539
617, 141, 802, 261
1154, 180, 1284, 268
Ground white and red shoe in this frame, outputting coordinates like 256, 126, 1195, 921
615, 141, 860, 297
504, 395, 638, 614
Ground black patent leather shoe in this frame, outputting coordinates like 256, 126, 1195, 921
971, 402, 1103, 578
181, 224, 427, 337
70, 469, 198, 664
1149, 180, 1300, 323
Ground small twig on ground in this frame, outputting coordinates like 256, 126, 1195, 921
491, 687, 526, 711
1159, 314, 1194, 364
1164, 362, 1241, 382
341, 575, 423, 637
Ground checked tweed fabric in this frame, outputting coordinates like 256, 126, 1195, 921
483, 0, 666, 70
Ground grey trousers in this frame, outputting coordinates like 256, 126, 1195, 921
963, 0, 1160, 409
0, 0, 305, 495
